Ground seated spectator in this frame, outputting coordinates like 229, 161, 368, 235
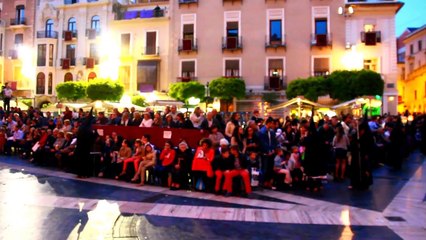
163, 114, 175, 128
62, 119, 72, 132
0, 128, 6, 154
223, 144, 251, 196
273, 147, 292, 188
96, 112, 109, 125
192, 138, 215, 191
170, 141, 193, 190
118, 139, 144, 178
175, 113, 193, 129
212, 147, 233, 194
109, 113, 121, 126
132, 144, 156, 186
140, 112, 153, 127
208, 125, 225, 147
158, 140, 176, 187
111, 139, 132, 179
130, 112, 142, 126
56, 132, 77, 170
5, 125, 24, 155
152, 112, 163, 127
120, 112, 131, 126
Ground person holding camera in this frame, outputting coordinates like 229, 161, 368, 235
2, 82, 13, 113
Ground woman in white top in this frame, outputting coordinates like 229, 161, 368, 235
139, 112, 153, 128
225, 112, 240, 139
332, 126, 350, 181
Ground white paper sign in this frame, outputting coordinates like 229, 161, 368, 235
163, 131, 172, 139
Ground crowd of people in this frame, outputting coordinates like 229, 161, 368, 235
0, 103, 424, 197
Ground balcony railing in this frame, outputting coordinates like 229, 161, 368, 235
310, 33, 332, 47
142, 46, 160, 55
119, 8, 165, 20
265, 35, 286, 49
264, 76, 286, 91
61, 58, 76, 69
37, 31, 59, 39
178, 39, 198, 52
222, 36, 243, 51
361, 31, 381, 46
86, 29, 101, 39
63, 30, 78, 40
179, 0, 198, 5
83, 57, 99, 68
223, 0, 243, 3
177, 76, 198, 82
10, 18, 26, 26
129, 0, 169, 3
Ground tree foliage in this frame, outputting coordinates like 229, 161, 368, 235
86, 79, 124, 101
168, 81, 205, 103
56, 81, 88, 101
286, 70, 384, 102
209, 77, 246, 101
131, 95, 147, 107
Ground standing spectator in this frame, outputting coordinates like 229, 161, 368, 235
332, 126, 350, 181
75, 109, 96, 178
259, 117, 277, 188
208, 125, 225, 147
2, 82, 13, 112
200, 112, 220, 131
243, 126, 260, 154
96, 112, 109, 125
212, 109, 225, 132
190, 107, 204, 129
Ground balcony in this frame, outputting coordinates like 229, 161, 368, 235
118, 8, 166, 20
86, 29, 101, 40
177, 76, 198, 82
63, 30, 78, 41
10, 18, 26, 26
179, 0, 198, 6
265, 35, 286, 49
178, 39, 198, 52
64, 0, 79, 4
128, 0, 169, 3
37, 31, 59, 39
361, 31, 381, 46
142, 46, 160, 56
222, 36, 243, 51
61, 58, 76, 69
310, 33, 332, 47
264, 76, 286, 91
83, 57, 99, 68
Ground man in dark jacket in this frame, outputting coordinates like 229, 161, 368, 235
76, 108, 96, 178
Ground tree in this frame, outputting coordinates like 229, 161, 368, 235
352, 70, 384, 97
286, 76, 328, 101
56, 81, 87, 101
131, 95, 147, 107
328, 70, 358, 101
86, 79, 124, 101
209, 77, 246, 111
168, 81, 205, 104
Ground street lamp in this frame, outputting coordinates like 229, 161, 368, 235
338, 6, 354, 17
205, 82, 211, 111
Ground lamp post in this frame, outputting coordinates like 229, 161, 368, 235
205, 81, 210, 111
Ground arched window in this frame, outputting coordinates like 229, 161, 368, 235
64, 72, 73, 82
68, 17, 76, 32
88, 72, 97, 81
45, 19, 54, 38
36, 72, 45, 94
91, 15, 100, 32
48, 73, 53, 94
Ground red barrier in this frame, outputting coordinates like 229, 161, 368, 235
92, 125, 206, 148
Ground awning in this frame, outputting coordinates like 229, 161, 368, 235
268, 97, 325, 111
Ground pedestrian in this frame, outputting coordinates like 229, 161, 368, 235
75, 108, 96, 178
2, 82, 13, 113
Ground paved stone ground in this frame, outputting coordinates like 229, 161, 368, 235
0, 151, 425, 240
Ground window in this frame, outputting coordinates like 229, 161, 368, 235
269, 20, 282, 43
49, 44, 54, 66
364, 24, 375, 32
414, 90, 417, 100
88, 72, 97, 81
145, 31, 157, 55
181, 61, 196, 80
315, 19, 327, 35
137, 60, 159, 92
121, 33, 130, 55
183, 24, 194, 40
48, 73, 53, 94
225, 59, 240, 77
68, 17, 76, 32
419, 40, 423, 51
410, 44, 414, 55
267, 58, 284, 89
37, 44, 47, 67
227, 22, 239, 37
409, 62, 414, 73
313, 57, 330, 76
91, 15, 100, 32
36, 72, 45, 95
66, 44, 76, 66
45, 19, 54, 37
364, 59, 378, 72
16, 5, 25, 24
15, 34, 23, 47
90, 43, 99, 60
64, 72, 73, 82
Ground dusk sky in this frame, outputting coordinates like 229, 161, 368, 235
396, 0, 426, 36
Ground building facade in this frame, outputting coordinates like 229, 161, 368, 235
399, 25, 426, 114
171, 0, 402, 114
